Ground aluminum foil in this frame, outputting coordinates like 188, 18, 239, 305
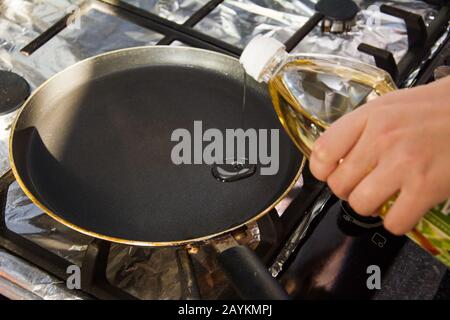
194, 0, 315, 47
0, 249, 89, 299
0, 0, 443, 300
123, 0, 211, 23
193, 0, 438, 65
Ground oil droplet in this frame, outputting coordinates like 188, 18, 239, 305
211, 158, 257, 182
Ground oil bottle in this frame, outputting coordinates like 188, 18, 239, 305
240, 35, 450, 267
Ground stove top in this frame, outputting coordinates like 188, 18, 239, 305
0, 0, 448, 300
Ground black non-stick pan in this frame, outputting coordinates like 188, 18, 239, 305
9, 46, 304, 299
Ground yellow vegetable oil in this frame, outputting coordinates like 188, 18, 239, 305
267, 59, 395, 158
240, 35, 450, 267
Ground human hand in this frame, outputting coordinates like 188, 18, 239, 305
309, 76, 450, 235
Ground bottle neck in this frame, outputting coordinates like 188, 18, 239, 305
260, 51, 288, 83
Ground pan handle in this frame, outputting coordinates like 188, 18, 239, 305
216, 244, 290, 300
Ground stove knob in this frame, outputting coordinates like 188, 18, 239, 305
337, 200, 382, 236
340, 200, 382, 226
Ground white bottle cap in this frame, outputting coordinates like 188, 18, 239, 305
240, 35, 286, 82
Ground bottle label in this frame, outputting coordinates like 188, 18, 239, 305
408, 202, 450, 268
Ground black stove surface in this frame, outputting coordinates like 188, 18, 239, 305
279, 196, 406, 299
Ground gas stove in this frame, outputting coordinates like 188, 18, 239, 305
0, 0, 449, 300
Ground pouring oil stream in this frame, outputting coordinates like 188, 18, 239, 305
211, 69, 257, 182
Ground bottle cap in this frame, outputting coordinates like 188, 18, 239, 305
240, 35, 286, 82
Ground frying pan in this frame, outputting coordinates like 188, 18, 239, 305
9, 46, 304, 299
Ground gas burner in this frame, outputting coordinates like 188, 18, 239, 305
0, 71, 30, 115
316, 0, 359, 34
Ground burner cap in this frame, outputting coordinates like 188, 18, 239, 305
316, 0, 359, 33
316, 0, 359, 21
0, 70, 31, 115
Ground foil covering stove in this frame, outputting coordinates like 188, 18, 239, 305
0, 249, 89, 299
0, 0, 445, 299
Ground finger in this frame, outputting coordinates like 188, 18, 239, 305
310, 88, 414, 182
347, 164, 401, 216
311, 87, 416, 167
309, 152, 337, 181
310, 109, 368, 181
312, 105, 368, 166
326, 132, 378, 200
382, 190, 431, 236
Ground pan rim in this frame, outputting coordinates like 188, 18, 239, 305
9, 45, 305, 247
